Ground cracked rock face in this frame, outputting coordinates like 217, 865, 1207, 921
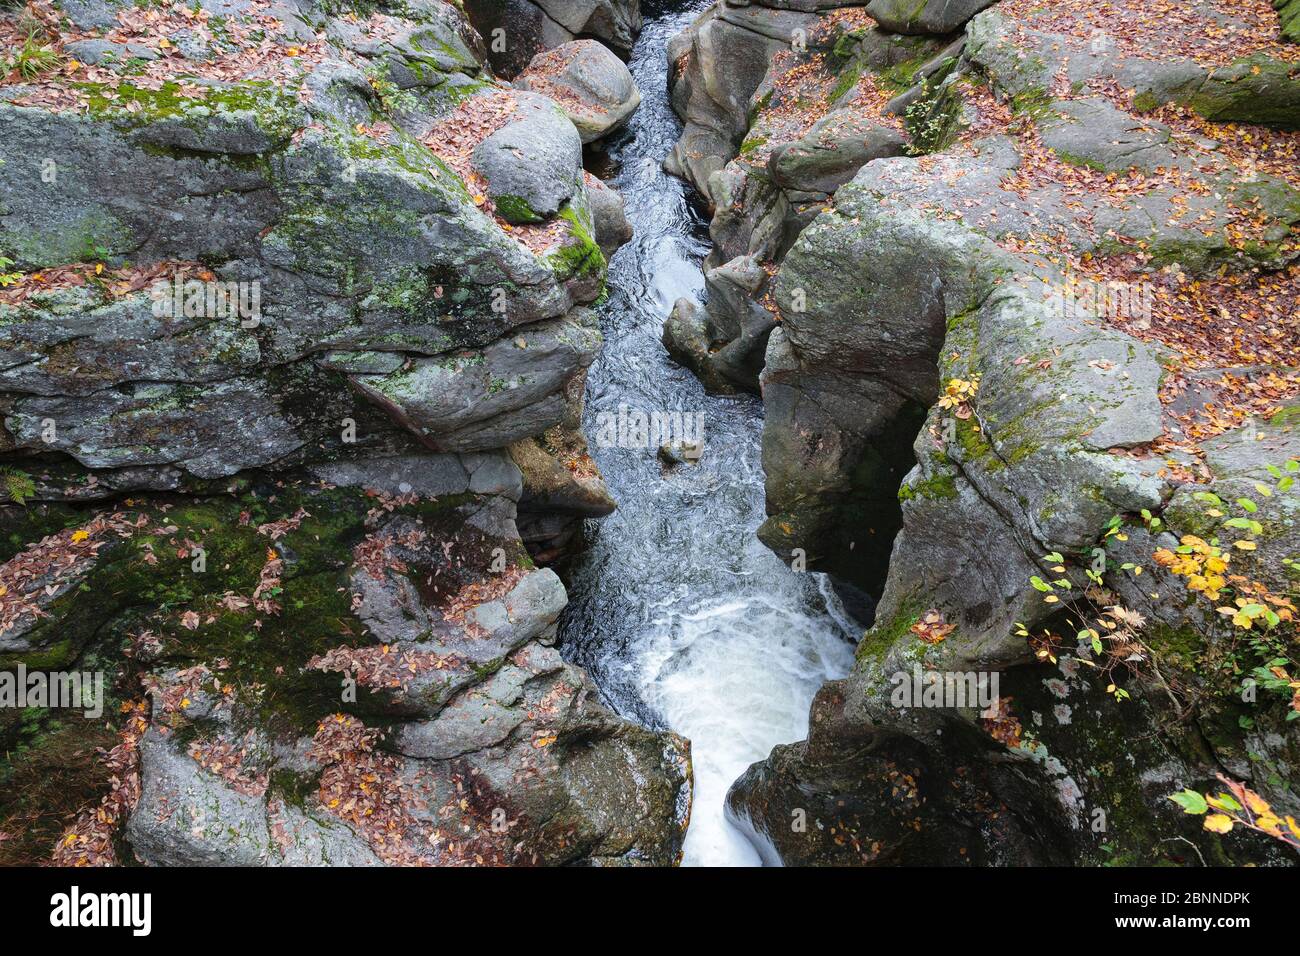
665, 2, 824, 201
662, 7, 949, 393
4, 461, 691, 867
464, 0, 642, 77
114, 480, 690, 867
350, 311, 603, 453
0, 0, 611, 487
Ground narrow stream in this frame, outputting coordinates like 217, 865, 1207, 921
559, 0, 857, 867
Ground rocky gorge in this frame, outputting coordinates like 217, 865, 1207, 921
1, 0, 1298, 869
664, 0, 1300, 865
0, 0, 687, 866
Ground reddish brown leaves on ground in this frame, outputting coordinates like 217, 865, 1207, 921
1122, 264, 1299, 368
421, 89, 517, 200
49, 700, 149, 867
1092, 262, 1300, 447
308, 714, 437, 866
562, 450, 601, 479
0, 511, 145, 639
420, 91, 573, 253
910, 609, 956, 644
255, 507, 309, 541
0, 260, 199, 308
1073, 81, 1300, 197
924, 48, 1300, 458
742, 50, 839, 164
812, 7, 878, 43
360, 487, 421, 522
3, 0, 329, 113
980, 696, 1025, 749
845, 72, 904, 129
441, 564, 526, 628
352, 527, 426, 581
999, 0, 1300, 67
145, 662, 233, 722
515, 46, 591, 116
1161, 369, 1300, 448
306, 644, 461, 691
187, 733, 268, 797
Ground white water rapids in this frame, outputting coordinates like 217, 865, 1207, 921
558, 0, 858, 866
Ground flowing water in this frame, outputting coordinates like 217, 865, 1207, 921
559, 0, 858, 867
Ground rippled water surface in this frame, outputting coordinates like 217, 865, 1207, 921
559, 0, 857, 867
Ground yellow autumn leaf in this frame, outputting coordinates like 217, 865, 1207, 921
1203, 813, 1234, 834
1233, 540, 1257, 551
70, 529, 90, 543
1244, 790, 1271, 815
1256, 813, 1282, 833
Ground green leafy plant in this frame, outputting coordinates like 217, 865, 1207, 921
1154, 460, 1299, 713
1170, 774, 1300, 852
0, 466, 36, 505
7, 31, 61, 80
1018, 522, 1150, 703
0, 254, 21, 287
903, 73, 963, 156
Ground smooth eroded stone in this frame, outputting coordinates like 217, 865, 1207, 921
471, 91, 584, 223
516, 39, 642, 143
866, 0, 998, 35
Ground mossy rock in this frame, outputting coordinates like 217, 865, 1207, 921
1140, 58, 1300, 130
854, 599, 923, 666
1279, 0, 1300, 44
495, 194, 545, 225
0, 479, 523, 861
546, 203, 607, 285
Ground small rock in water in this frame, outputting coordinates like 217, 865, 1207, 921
658, 441, 703, 468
